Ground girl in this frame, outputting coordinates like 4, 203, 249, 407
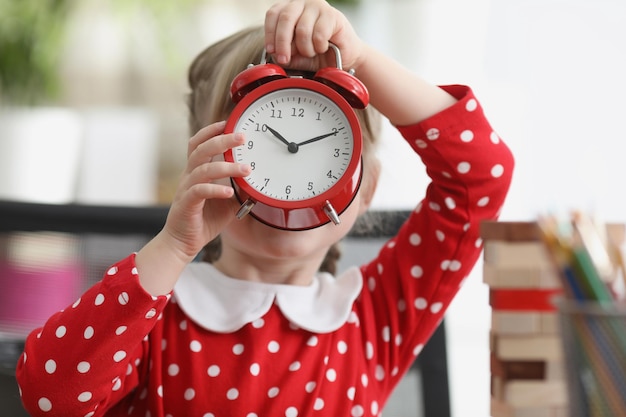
16, 0, 514, 416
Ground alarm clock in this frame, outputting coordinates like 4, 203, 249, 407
224, 44, 369, 230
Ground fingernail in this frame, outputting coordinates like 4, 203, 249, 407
276, 55, 289, 65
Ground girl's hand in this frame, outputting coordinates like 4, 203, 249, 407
264, 0, 365, 72
162, 121, 250, 263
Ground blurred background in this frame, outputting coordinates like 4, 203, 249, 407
1, 0, 626, 416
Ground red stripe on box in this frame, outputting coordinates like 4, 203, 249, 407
489, 288, 563, 311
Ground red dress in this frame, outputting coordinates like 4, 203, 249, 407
16, 85, 514, 417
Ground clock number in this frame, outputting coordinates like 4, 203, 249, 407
264, 178, 270, 187
285, 185, 292, 195
316, 112, 322, 121
307, 182, 313, 191
291, 108, 304, 118
270, 109, 282, 119
333, 148, 340, 157
327, 170, 334, 179
247, 141, 254, 150
250, 162, 256, 170
255, 123, 268, 132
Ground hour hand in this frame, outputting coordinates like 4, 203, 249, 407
264, 124, 299, 153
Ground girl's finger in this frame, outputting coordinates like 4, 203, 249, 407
187, 120, 226, 158
187, 132, 245, 173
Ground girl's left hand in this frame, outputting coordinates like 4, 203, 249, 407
264, 0, 365, 72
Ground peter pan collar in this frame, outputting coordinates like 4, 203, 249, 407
172, 262, 363, 334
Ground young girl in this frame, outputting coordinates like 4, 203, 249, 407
16, 1, 514, 416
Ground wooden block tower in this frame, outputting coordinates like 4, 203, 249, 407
481, 221, 625, 417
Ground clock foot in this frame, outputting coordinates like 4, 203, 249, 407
236, 199, 256, 219
323, 201, 341, 225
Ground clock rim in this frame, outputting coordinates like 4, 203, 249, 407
224, 77, 363, 210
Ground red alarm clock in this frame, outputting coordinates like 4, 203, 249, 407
224, 44, 369, 230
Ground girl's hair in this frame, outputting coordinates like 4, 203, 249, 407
187, 26, 381, 275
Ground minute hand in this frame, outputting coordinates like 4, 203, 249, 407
297, 129, 341, 147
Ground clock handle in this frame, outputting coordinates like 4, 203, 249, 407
313, 43, 370, 109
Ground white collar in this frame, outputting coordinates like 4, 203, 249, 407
173, 262, 363, 334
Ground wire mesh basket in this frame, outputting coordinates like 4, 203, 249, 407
558, 301, 626, 417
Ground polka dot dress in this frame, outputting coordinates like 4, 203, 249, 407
16, 85, 514, 417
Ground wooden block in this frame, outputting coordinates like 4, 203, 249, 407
504, 380, 567, 408
495, 334, 563, 361
491, 354, 545, 381
483, 263, 561, 289
480, 221, 540, 242
540, 313, 560, 334
544, 360, 566, 381
491, 398, 567, 417
484, 241, 553, 268
490, 288, 563, 312
492, 311, 541, 335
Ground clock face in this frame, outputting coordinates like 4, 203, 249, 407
230, 86, 355, 202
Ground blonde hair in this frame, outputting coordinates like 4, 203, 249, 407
187, 26, 381, 274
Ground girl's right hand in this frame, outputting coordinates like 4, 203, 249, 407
135, 121, 250, 295
163, 121, 251, 262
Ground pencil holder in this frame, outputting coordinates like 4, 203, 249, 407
557, 300, 626, 417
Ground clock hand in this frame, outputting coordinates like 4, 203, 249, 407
296, 129, 340, 147
264, 124, 299, 153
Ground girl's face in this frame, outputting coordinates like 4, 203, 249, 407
215, 189, 366, 285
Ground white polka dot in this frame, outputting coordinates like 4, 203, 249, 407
426, 128, 440, 140
351, 404, 364, 416
449, 260, 462, 271
252, 318, 265, 328
361, 374, 369, 387
250, 363, 260, 376
94, 294, 105, 305
77, 392, 92, 402
395, 334, 403, 346
466, 98, 478, 111
38, 397, 52, 412
382, 326, 390, 342
337, 341, 348, 354
305, 381, 316, 393
415, 298, 428, 310
227, 388, 239, 400
83, 326, 94, 340
85, 412, 95, 417
77, 361, 90, 373
410, 265, 423, 278
460, 130, 474, 142
112, 377, 122, 391
168, 364, 179, 376
477, 196, 490, 207
179, 320, 188, 331
45, 359, 56, 374
428, 201, 441, 211
347, 387, 356, 400
145, 308, 157, 319
457, 161, 471, 174
444, 197, 456, 210
289, 361, 301, 371
208, 365, 220, 377
475, 237, 483, 248
184, 388, 195, 400
409, 233, 421, 246
347, 311, 359, 325
286, 407, 298, 417
436, 230, 445, 241
491, 164, 504, 178
314, 398, 324, 410
414, 139, 428, 149
247, 414, 258, 417
190, 340, 202, 352
431, 302, 444, 314
115, 326, 127, 335
72, 298, 81, 308
413, 344, 424, 356
55, 326, 66, 338
377, 263, 383, 275
157, 385, 163, 397
398, 299, 407, 312
441, 260, 451, 270
113, 351, 127, 362
107, 267, 118, 275
268, 341, 280, 353
233, 344, 244, 355
375, 365, 385, 381
268, 387, 280, 398
326, 369, 337, 382
117, 292, 129, 305
368, 277, 376, 292
490, 131, 500, 144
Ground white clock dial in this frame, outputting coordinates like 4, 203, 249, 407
231, 87, 355, 201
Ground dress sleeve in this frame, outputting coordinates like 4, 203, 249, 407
356, 85, 514, 386
15, 254, 170, 417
